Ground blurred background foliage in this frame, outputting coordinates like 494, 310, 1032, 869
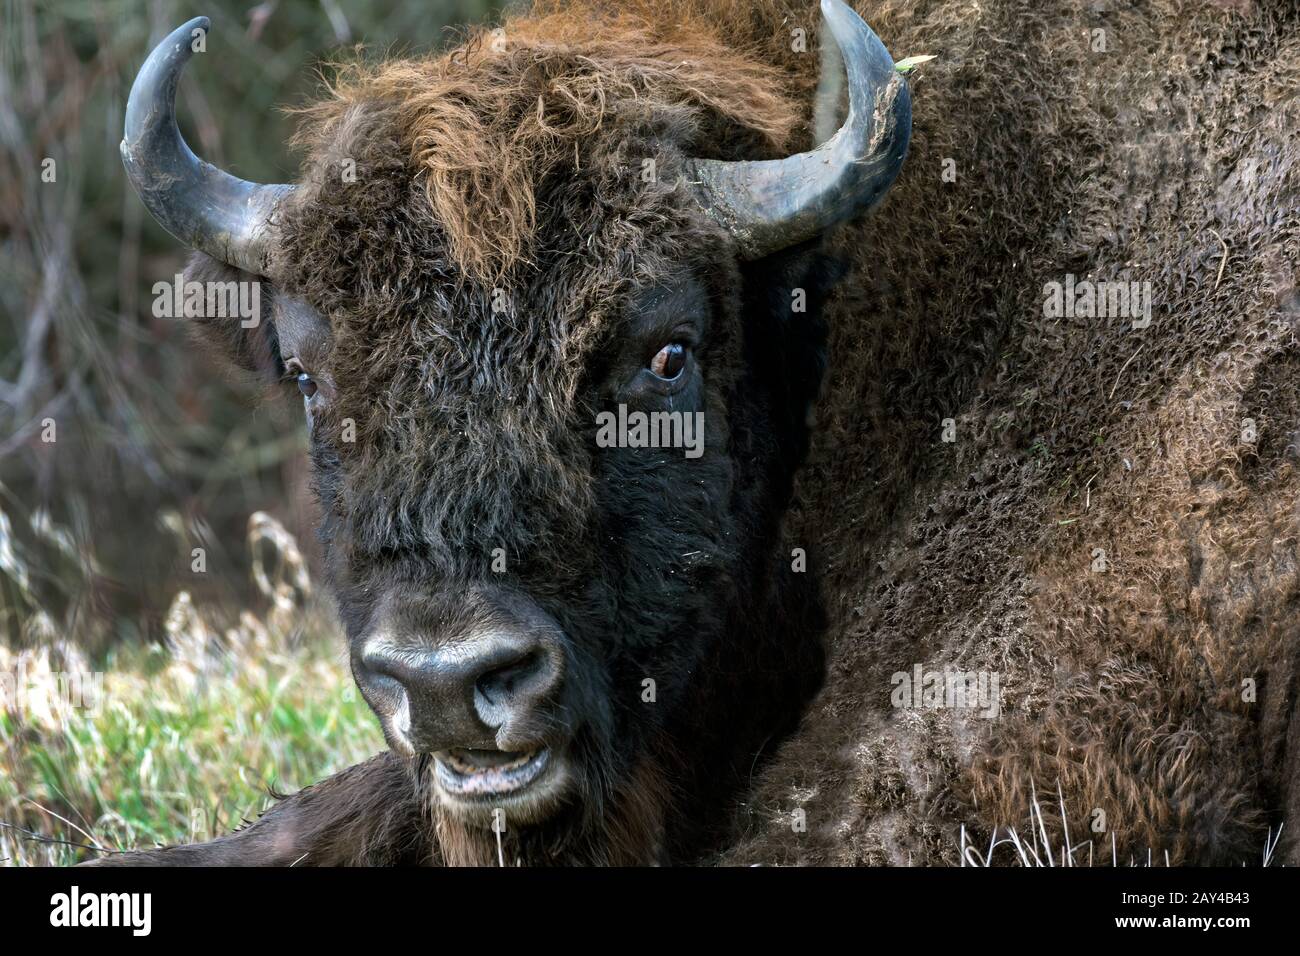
0, 0, 501, 653
0, 0, 501, 864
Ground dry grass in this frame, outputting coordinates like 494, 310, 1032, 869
0, 510, 383, 867
959, 781, 1286, 868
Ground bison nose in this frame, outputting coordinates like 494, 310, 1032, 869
358, 631, 563, 754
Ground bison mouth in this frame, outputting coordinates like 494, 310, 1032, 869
433, 746, 551, 797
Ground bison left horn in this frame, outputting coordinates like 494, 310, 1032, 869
685, 0, 912, 260
121, 17, 293, 277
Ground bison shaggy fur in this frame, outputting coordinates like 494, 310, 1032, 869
95, 0, 1300, 865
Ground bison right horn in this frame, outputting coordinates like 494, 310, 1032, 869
121, 17, 294, 277
685, 0, 912, 260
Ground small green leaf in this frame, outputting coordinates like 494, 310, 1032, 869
894, 54, 937, 74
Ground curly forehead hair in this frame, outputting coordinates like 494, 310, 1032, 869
284, 0, 806, 282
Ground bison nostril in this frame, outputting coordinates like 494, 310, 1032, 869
475, 649, 545, 709
359, 649, 412, 690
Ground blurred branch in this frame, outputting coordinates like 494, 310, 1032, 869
319, 0, 352, 44
2, 224, 70, 412
247, 2, 280, 42
0, 393, 71, 458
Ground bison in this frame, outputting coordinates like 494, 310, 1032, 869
93, 0, 1300, 866
99, 0, 907, 865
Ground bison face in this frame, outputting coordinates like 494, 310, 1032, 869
262, 253, 832, 841
124, 0, 909, 861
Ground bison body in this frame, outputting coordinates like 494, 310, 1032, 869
97, 0, 1300, 866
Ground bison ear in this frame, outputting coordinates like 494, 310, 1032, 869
183, 252, 285, 386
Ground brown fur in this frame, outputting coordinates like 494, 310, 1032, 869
94, 0, 1300, 866
289, 0, 803, 282
720, 0, 1300, 865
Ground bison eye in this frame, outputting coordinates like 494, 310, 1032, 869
296, 372, 318, 399
649, 342, 687, 381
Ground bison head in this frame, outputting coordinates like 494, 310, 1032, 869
122, 0, 909, 864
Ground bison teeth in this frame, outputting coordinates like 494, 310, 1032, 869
445, 748, 536, 774
434, 747, 552, 797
